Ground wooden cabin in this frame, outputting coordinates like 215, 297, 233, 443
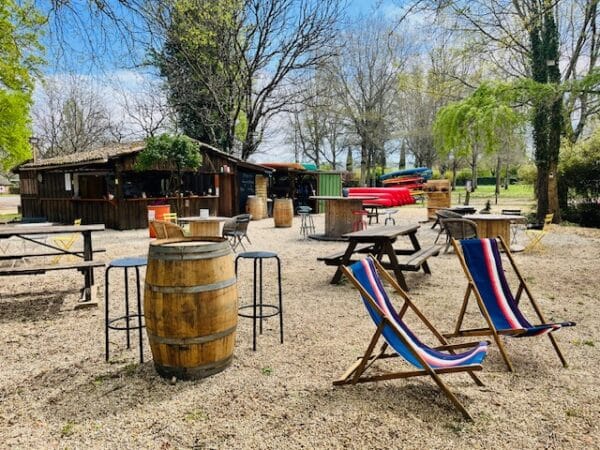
261, 163, 342, 213
16, 141, 273, 229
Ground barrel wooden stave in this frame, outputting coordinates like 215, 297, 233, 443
144, 239, 237, 380
246, 196, 267, 220
273, 198, 293, 227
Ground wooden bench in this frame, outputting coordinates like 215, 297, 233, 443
395, 245, 441, 273
0, 260, 105, 276
317, 244, 375, 266
0, 248, 106, 261
0, 260, 106, 303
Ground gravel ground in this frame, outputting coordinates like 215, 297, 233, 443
0, 201, 598, 449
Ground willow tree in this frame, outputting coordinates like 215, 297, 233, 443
433, 84, 524, 190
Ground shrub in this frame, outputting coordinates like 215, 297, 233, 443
455, 168, 472, 186
517, 164, 537, 184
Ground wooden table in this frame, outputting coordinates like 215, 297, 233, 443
317, 224, 441, 290
178, 216, 229, 237
309, 196, 377, 238
463, 213, 526, 244
0, 224, 106, 303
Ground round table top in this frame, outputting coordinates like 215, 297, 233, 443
309, 196, 377, 201
178, 216, 230, 222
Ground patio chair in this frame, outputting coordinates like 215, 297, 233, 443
50, 219, 82, 264
433, 209, 462, 241
524, 213, 553, 252
150, 220, 185, 239
501, 209, 524, 245
447, 237, 575, 372
223, 214, 252, 252
438, 218, 478, 253
336, 256, 488, 420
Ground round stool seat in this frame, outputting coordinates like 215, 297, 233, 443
108, 257, 147, 267
237, 251, 277, 259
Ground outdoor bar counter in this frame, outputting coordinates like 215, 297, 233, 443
62, 195, 219, 230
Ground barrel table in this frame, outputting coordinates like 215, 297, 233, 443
273, 198, 293, 228
144, 238, 238, 380
309, 195, 377, 240
246, 196, 267, 220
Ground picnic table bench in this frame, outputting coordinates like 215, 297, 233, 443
0, 224, 106, 303
317, 224, 441, 290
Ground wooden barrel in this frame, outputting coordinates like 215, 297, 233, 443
144, 238, 238, 380
273, 198, 293, 227
246, 196, 266, 220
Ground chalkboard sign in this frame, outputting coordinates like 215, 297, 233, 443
238, 170, 256, 212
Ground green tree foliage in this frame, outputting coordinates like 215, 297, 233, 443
559, 129, 600, 202
0, 0, 44, 170
156, 0, 241, 150
433, 83, 524, 188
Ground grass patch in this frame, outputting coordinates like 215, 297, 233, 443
451, 184, 535, 203
184, 409, 209, 421
60, 421, 76, 437
0, 213, 20, 222
261, 366, 273, 376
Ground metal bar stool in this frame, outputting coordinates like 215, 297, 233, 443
298, 206, 316, 239
105, 257, 147, 363
384, 209, 398, 225
235, 251, 283, 351
352, 210, 369, 231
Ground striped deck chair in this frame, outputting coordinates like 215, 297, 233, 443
336, 256, 488, 420
448, 237, 575, 372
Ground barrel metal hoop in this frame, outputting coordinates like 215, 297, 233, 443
146, 326, 236, 345
148, 247, 232, 261
154, 354, 233, 380
145, 276, 236, 294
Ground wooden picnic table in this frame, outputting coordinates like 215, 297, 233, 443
317, 224, 441, 290
0, 224, 106, 303
309, 195, 377, 238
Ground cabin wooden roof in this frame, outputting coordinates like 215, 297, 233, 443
17, 141, 273, 174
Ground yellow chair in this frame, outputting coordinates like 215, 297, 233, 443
51, 219, 82, 264
162, 213, 178, 224
524, 213, 553, 252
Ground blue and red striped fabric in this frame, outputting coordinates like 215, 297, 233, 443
350, 258, 488, 370
460, 239, 565, 337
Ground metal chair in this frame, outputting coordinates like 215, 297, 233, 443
524, 213, 553, 252
433, 210, 462, 244
50, 218, 82, 264
223, 214, 252, 252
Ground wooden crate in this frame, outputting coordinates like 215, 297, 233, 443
426, 191, 451, 219
424, 179, 450, 192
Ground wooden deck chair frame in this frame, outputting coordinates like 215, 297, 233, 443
150, 220, 185, 239
162, 213, 178, 224
524, 213, 553, 252
447, 236, 569, 372
336, 256, 486, 421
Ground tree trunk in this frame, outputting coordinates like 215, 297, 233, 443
495, 155, 501, 196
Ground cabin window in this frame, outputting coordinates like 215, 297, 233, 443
78, 175, 107, 199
